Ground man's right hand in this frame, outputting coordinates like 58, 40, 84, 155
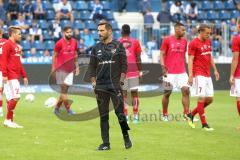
162, 66, 167, 77
229, 75, 234, 86
3, 77, 7, 84
188, 76, 193, 86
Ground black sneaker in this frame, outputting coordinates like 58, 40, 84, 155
186, 113, 195, 129
124, 135, 132, 149
202, 123, 214, 131
97, 143, 110, 151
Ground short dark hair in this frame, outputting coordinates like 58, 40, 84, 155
63, 26, 72, 32
174, 22, 184, 28
198, 24, 211, 33
121, 24, 131, 35
98, 20, 112, 31
8, 26, 21, 36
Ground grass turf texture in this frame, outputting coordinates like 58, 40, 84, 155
0, 91, 239, 160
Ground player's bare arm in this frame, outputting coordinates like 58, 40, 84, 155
230, 51, 239, 85
211, 57, 220, 81
51, 51, 58, 72
136, 54, 142, 77
74, 51, 80, 76
160, 50, 167, 76
188, 55, 194, 86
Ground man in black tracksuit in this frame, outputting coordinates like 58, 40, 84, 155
88, 21, 132, 150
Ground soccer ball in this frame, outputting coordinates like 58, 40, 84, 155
44, 97, 57, 108
25, 94, 35, 102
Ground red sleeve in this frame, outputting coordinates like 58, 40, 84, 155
232, 36, 240, 53
21, 63, 27, 78
2, 42, 9, 77
160, 37, 169, 53
54, 41, 61, 53
135, 40, 142, 55
188, 40, 196, 56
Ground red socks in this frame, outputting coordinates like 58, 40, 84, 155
133, 96, 139, 117
197, 102, 207, 125
7, 99, 17, 121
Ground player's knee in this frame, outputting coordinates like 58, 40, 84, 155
182, 87, 190, 96
13, 98, 20, 102
164, 92, 171, 98
207, 97, 213, 104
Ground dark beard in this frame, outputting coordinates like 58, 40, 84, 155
65, 36, 71, 40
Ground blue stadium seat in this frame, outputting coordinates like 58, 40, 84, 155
110, 21, 119, 30
84, 20, 96, 30
23, 50, 31, 58
91, 30, 99, 40
80, 11, 91, 20
201, 1, 213, 10
213, 1, 224, 10
39, 20, 49, 30
21, 40, 31, 51
72, 11, 81, 20
102, 1, 110, 10
197, 11, 207, 21
224, 0, 235, 10
60, 20, 72, 28
131, 29, 138, 39
113, 30, 121, 40
88, 1, 94, 11
104, 11, 114, 20
73, 20, 84, 30
206, 11, 218, 20
43, 1, 53, 10
44, 41, 55, 51
74, 1, 88, 11
46, 10, 55, 21
32, 41, 45, 51
166, 1, 173, 12
219, 11, 230, 20
42, 30, 52, 40
231, 10, 240, 19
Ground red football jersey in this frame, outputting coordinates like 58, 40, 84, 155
0, 38, 7, 71
54, 38, 78, 73
188, 38, 212, 77
2, 39, 27, 80
232, 34, 240, 78
119, 36, 142, 78
160, 35, 187, 74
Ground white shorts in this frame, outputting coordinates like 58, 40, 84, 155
0, 71, 2, 88
122, 77, 139, 91
56, 71, 73, 86
190, 76, 214, 97
4, 79, 20, 101
230, 78, 240, 97
162, 73, 189, 91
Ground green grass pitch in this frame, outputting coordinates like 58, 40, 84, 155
0, 91, 239, 160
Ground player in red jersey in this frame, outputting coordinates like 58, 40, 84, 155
160, 23, 190, 121
0, 28, 7, 117
2, 26, 28, 128
187, 24, 220, 131
119, 24, 142, 123
229, 18, 240, 130
52, 26, 79, 115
